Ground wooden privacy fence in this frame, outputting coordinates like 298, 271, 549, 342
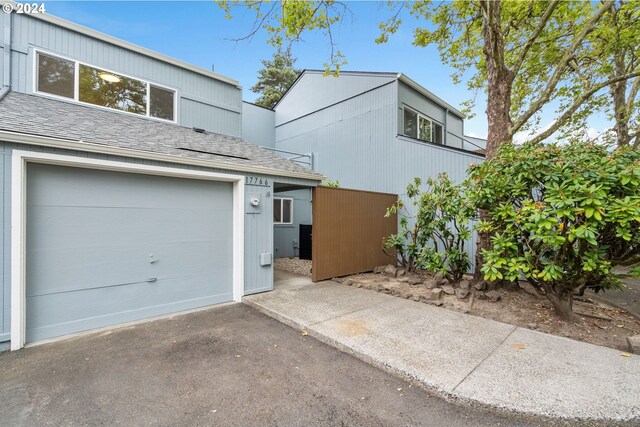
312, 186, 398, 282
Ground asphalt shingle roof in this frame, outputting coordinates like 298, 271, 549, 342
0, 92, 321, 179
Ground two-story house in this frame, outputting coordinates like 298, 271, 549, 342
241, 70, 485, 261
0, 8, 322, 350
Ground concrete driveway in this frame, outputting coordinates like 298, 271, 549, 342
0, 304, 544, 426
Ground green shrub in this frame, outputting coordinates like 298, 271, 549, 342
384, 174, 473, 281
469, 142, 640, 319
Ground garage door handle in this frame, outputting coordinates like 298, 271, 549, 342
147, 278, 157, 283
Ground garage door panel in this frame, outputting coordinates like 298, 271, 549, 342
27, 163, 233, 209
27, 240, 233, 296
25, 163, 235, 343
27, 206, 233, 251
26, 274, 231, 342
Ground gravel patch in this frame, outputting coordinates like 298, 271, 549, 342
275, 257, 312, 276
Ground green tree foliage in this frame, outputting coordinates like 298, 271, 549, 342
251, 48, 301, 109
468, 142, 640, 318
384, 174, 473, 281
216, 0, 349, 72
322, 179, 340, 188
380, 1, 640, 152
592, 1, 640, 148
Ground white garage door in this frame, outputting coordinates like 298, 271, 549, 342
25, 163, 234, 342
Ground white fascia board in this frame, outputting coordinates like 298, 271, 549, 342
0, 130, 324, 182
398, 74, 465, 119
0, 0, 241, 89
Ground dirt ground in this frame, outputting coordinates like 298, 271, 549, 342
336, 270, 640, 352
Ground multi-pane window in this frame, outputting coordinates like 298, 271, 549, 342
403, 106, 444, 145
35, 52, 176, 122
274, 198, 293, 224
37, 53, 75, 99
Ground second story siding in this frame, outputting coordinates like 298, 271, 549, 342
242, 101, 275, 148
1, 12, 242, 136
397, 80, 465, 149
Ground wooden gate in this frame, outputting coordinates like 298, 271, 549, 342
312, 186, 397, 282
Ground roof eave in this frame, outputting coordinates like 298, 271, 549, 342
398, 74, 465, 119
0, 130, 324, 182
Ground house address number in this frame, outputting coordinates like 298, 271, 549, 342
245, 176, 269, 187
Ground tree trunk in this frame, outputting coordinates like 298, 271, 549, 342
474, 0, 515, 279
543, 284, 578, 321
611, 49, 630, 147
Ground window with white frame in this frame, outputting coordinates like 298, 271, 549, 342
403, 106, 443, 144
274, 198, 293, 224
36, 51, 176, 122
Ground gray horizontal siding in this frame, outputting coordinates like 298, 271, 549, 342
242, 102, 276, 148
397, 81, 465, 149
276, 71, 396, 126
0, 141, 320, 343
9, 13, 241, 136
275, 79, 482, 270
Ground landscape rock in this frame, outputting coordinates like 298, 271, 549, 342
434, 272, 446, 285
419, 294, 433, 302
441, 285, 455, 295
456, 288, 470, 300
485, 290, 502, 302
441, 279, 450, 287
474, 282, 487, 291
333, 277, 344, 284
459, 280, 470, 290
343, 278, 354, 286
397, 269, 406, 277
627, 335, 640, 355
424, 279, 438, 289
433, 300, 444, 307
383, 264, 398, 276
407, 277, 422, 286
431, 288, 443, 299
475, 291, 487, 300
526, 323, 538, 330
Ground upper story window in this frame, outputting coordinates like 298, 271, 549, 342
403, 106, 443, 144
36, 51, 176, 122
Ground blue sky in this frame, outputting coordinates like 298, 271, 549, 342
42, 1, 611, 140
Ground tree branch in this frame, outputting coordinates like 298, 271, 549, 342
527, 70, 640, 144
511, 0, 560, 75
510, 1, 614, 135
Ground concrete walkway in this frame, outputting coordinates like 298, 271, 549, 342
245, 272, 640, 422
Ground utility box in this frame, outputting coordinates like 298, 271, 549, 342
260, 252, 272, 266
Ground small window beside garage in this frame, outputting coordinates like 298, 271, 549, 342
274, 198, 293, 224
35, 51, 177, 122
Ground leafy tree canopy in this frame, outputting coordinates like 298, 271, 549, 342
251, 47, 300, 109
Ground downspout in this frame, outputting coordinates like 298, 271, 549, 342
444, 108, 449, 146
1, 7, 11, 99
